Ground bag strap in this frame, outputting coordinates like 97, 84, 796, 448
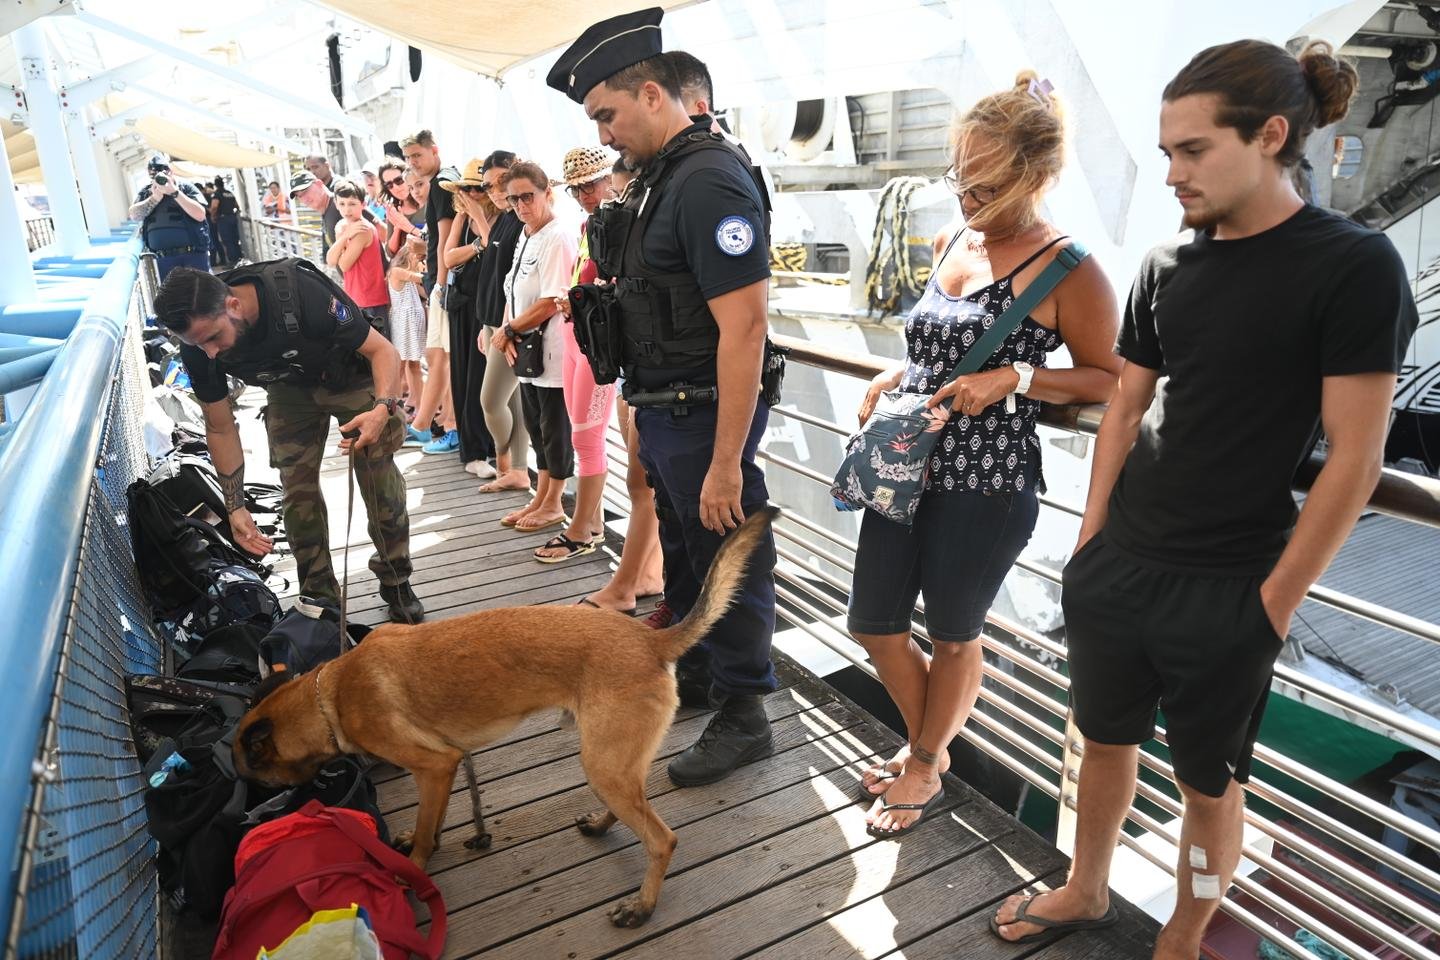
942, 240, 1089, 385
303, 801, 448, 959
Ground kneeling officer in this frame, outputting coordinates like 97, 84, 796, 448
154, 260, 424, 623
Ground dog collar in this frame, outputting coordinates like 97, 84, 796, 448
313, 667, 343, 752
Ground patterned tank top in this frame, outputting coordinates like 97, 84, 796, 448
897, 231, 1066, 495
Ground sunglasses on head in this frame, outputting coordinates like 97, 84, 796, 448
506, 191, 537, 206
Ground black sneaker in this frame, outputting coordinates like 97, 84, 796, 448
378, 581, 425, 624
667, 694, 772, 787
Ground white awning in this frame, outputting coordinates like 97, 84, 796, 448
313, 0, 694, 78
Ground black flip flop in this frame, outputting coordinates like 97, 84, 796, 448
856, 770, 899, 805
534, 533, 596, 564
865, 786, 945, 839
575, 597, 638, 616
988, 895, 1119, 944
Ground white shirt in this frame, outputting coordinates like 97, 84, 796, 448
503, 217, 576, 388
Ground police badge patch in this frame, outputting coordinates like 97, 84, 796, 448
329, 297, 353, 326
715, 216, 755, 257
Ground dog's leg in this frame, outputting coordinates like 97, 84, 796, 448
578, 705, 678, 928
401, 756, 461, 869
460, 752, 492, 850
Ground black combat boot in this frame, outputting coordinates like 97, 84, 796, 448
667, 694, 772, 787
378, 581, 425, 623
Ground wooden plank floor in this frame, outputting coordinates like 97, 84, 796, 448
242, 431, 1159, 958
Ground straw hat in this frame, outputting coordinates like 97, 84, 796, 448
439, 157, 486, 193
562, 146, 616, 187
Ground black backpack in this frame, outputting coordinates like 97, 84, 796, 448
125, 674, 254, 766
126, 480, 273, 619
174, 623, 267, 686
259, 600, 372, 676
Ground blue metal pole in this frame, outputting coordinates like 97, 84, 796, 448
0, 350, 60, 393
13, 24, 89, 258
0, 243, 138, 938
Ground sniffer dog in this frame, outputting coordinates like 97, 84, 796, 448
233, 506, 778, 927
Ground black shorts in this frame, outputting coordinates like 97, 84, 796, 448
519, 383, 574, 479
1063, 531, 1283, 798
847, 487, 1038, 643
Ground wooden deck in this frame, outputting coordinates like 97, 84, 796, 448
181, 424, 1161, 959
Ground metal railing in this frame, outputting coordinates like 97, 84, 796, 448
596, 334, 1440, 960
23, 217, 56, 253
240, 214, 325, 264
0, 243, 162, 958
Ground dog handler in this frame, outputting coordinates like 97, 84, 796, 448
547, 7, 777, 787
154, 260, 426, 624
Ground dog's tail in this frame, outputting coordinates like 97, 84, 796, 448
652, 505, 779, 663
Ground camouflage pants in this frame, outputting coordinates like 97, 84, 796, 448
264, 380, 412, 603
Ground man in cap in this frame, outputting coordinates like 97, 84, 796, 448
291, 170, 381, 257
152, 261, 426, 624
128, 155, 212, 280
547, 8, 777, 787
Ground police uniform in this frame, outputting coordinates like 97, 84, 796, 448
549, 9, 778, 784
176, 258, 416, 611
136, 179, 212, 280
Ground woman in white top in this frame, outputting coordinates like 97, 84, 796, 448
489, 161, 578, 533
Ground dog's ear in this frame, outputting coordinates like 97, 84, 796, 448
240, 717, 277, 770
251, 671, 293, 705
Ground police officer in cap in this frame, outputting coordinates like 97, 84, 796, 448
153, 260, 425, 623
127, 155, 212, 280
548, 8, 777, 787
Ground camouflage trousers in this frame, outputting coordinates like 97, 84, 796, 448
264, 380, 412, 604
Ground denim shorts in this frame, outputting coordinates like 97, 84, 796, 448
847, 486, 1039, 643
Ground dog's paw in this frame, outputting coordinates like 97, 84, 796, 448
391, 830, 415, 855
607, 896, 653, 928
464, 831, 493, 850
575, 812, 615, 836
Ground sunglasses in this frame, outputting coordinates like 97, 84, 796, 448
506, 191, 537, 206
382, 176, 404, 188
480, 180, 501, 192
566, 178, 607, 199
942, 170, 998, 205
458, 184, 485, 194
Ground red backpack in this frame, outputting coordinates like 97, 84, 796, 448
211, 801, 446, 960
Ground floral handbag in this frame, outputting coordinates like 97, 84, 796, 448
830, 241, 1088, 525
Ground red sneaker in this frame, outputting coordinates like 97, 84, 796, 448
643, 601, 675, 630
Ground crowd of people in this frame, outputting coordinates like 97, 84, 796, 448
145, 8, 1421, 955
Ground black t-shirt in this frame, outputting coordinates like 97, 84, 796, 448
212, 187, 240, 218
424, 166, 459, 293
476, 211, 524, 329
631, 127, 771, 388
1105, 204, 1418, 575
179, 270, 370, 403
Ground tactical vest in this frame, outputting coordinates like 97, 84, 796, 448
141, 188, 210, 253
588, 131, 771, 375
214, 259, 369, 391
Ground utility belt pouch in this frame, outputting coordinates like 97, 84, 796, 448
588, 206, 636, 280
761, 337, 789, 407
620, 381, 717, 413
566, 283, 623, 385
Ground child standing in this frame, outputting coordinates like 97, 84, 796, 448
387, 243, 427, 411
326, 178, 391, 336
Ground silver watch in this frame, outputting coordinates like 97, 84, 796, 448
1013, 362, 1035, 396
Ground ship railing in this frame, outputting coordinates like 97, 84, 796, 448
594, 334, 1440, 960
240, 215, 325, 264
0, 242, 162, 957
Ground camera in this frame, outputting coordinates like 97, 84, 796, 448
153, 174, 169, 186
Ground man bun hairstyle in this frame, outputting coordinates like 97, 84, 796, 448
500, 160, 551, 192
1163, 39, 1358, 166
951, 69, 1066, 237
153, 267, 229, 333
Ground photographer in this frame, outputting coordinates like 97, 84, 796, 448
128, 155, 211, 280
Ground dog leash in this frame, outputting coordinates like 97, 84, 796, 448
338, 427, 360, 655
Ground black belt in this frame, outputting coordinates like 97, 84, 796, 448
622, 380, 717, 413
153, 245, 206, 256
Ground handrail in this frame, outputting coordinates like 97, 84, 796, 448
0, 241, 140, 939
771, 333, 1440, 529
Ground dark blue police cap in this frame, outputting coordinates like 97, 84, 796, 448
546, 7, 664, 104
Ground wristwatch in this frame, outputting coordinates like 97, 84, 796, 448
374, 397, 400, 416
502, 322, 521, 342
1013, 362, 1035, 396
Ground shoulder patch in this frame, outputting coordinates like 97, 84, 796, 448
715, 216, 756, 257
329, 297, 353, 327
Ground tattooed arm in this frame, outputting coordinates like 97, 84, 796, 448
201, 399, 274, 558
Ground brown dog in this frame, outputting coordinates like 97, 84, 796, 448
233, 506, 778, 927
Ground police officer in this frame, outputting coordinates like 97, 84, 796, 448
152, 260, 425, 624
128, 155, 211, 280
548, 9, 777, 787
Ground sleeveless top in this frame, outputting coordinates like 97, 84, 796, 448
897, 231, 1066, 495
341, 220, 389, 309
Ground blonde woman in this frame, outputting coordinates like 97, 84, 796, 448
848, 73, 1122, 838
